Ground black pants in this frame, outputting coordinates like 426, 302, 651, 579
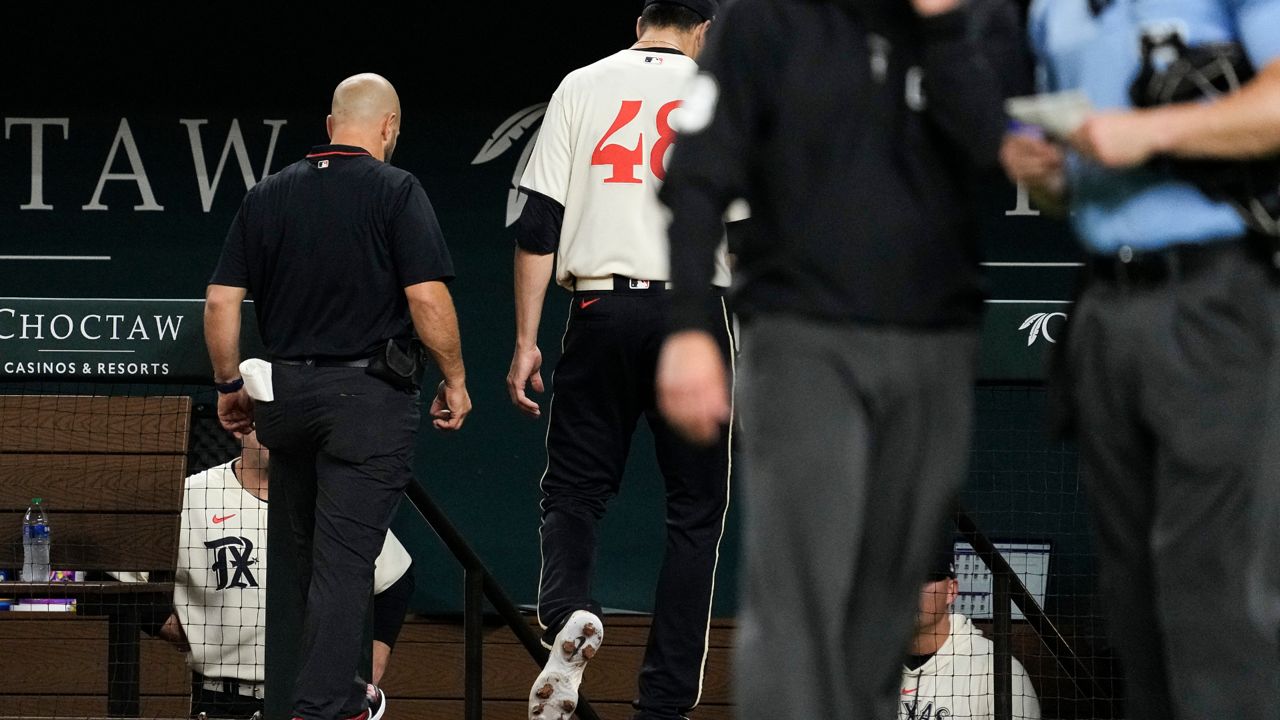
190, 674, 262, 719
538, 288, 733, 720
256, 365, 420, 720
1064, 243, 1280, 719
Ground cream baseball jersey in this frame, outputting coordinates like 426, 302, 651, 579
899, 614, 1041, 720
520, 49, 734, 290
118, 460, 411, 681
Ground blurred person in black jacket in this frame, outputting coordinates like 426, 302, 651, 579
654, 1, 1026, 717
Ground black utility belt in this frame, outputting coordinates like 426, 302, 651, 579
273, 357, 371, 367
273, 339, 425, 392
1086, 238, 1254, 286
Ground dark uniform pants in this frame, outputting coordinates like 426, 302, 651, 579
189, 674, 263, 719
733, 316, 979, 720
255, 365, 420, 720
1064, 242, 1280, 720
537, 287, 733, 720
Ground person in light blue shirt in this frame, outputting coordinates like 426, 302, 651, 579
1001, 2, 1280, 719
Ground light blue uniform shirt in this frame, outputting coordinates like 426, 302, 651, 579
1029, 0, 1280, 253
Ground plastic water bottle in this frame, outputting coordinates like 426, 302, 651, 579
21, 498, 51, 582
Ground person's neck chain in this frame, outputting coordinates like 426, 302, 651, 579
635, 39, 682, 52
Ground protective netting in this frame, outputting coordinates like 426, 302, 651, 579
0, 382, 1124, 719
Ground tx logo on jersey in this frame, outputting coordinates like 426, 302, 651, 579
205, 536, 259, 590
471, 103, 549, 227
901, 699, 951, 719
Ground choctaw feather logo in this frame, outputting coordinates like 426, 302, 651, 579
472, 103, 548, 226
1020, 312, 1069, 346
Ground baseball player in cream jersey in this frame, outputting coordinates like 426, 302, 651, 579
504, 2, 737, 719
899, 550, 1040, 720
120, 432, 413, 719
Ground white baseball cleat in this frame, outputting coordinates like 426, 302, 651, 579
365, 683, 387, 720
528, 610, 604, 720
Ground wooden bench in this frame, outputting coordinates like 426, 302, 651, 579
0, 395, 190, 717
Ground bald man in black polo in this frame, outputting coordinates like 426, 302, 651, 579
205, 73, 470, 720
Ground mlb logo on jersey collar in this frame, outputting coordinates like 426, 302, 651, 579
644, 56, 664, 65
629, 279, 651, 290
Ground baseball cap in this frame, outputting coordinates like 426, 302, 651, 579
643, 0, 719, 21
927, 541, 958, 581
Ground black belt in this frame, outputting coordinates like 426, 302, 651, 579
1087, 239, 1246, 286
192, 673, 264, 699
273, 357, 371, 368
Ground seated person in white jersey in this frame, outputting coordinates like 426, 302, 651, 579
115, 431, 414, 719
899, 545, 1040, 720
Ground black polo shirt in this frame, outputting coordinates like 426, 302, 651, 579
210, 144, 454, 360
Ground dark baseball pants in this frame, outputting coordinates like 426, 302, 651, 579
255, 364, 420, 720
1064, 243, 1280, 720
189, 674, 263, 719
733, 316, 979, 720
537, 287, 733, 720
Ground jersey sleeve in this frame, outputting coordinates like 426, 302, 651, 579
1231, 0, 1280, 67
724, 199, 751, 223
388, 177, 456, 287
373, 529, 413, 594
1012, 656, 1043, 720
519, 88, 574, 206
209, 201, 250, 287
513, 189, 566, 255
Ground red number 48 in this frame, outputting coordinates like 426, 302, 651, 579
591, 99, 681, 184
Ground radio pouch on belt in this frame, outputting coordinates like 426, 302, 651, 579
365, 339, 426, 392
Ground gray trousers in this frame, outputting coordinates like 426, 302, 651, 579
1065, 244, 1280, 720
733, 316, 979, 720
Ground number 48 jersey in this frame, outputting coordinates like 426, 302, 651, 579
521, 49, 733, 291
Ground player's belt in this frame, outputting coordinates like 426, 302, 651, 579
574, 275, 673, 292
198, 676, 265, 699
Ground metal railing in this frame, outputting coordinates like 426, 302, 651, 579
403, 478, 601, 720
954, 505, 1111, 720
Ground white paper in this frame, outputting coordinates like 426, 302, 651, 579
239, 358, 274, 402
1005, 90, 1093, 139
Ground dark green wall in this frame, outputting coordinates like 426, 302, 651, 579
1, 6, 1087, 622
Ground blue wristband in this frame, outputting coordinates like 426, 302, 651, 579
215, 378, 244, 394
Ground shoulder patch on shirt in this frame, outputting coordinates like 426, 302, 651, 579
673, 73, 719, 135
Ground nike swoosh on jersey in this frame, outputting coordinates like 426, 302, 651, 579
580, 298, 601, 309
212, 514, 237, 524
